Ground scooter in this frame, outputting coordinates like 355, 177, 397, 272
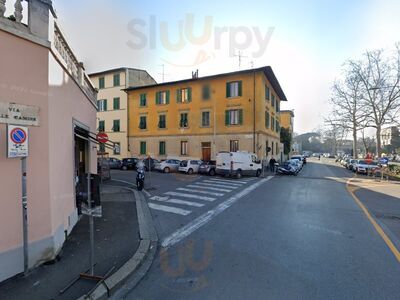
136, 167, 145, 191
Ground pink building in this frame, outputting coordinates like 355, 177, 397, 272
0, 0, 97, 282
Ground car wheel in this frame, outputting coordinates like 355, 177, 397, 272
122, 166, 127, 171
164, 167, 170, 173
209, 169, 216, 176
256, 169, 261, 177
236, 169, 242, 179
188, 168, 193, 175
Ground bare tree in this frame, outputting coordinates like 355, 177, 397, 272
328, 67, 367, 158
349, 44, 400, 156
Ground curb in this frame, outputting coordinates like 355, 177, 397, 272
79, 188, 158, 300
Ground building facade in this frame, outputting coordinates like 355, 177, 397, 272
0, 0, 97, 282
126, 67, 287, 162
381, 126, 400, 150
89, 68, 156, 159
280, 110, 294, 134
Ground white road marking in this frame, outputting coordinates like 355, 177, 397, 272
207, 178, 247, 185
200, 181, 241, 189
186, 184, 232, 193
148, 203, 191, 216
150, 196, 204, 207
176, 187, 224, 197
162, 176, 273, 248
164, 192, 216, 202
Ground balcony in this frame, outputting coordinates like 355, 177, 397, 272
0, 0, 97, 104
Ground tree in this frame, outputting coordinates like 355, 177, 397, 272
349, 44, 400, 156
328, 64, 367, 158
280, 127, 292, 155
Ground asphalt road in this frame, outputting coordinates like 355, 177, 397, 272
115, 160, 400, 299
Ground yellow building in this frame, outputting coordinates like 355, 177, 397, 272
280, 110, 294, 133
89, 68, 156, 159
126, 66, 287, 161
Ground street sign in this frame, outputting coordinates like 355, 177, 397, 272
96, 132, 108, 144
7, 125, 29, 158
379, 157, 389, 165
0, 102, 40, 126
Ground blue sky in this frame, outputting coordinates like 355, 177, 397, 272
41, 0, 400, 133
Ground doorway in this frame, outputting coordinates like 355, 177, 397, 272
201, 142, 211, 161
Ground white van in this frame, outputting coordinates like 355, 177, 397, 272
216, 151, 262, 178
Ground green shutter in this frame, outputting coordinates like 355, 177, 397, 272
225, 110, 230, 125
176, 89, 181, 103
188, 88, 192, 102
166, 91, 170, 104
239, 109, 243, 125
226, 83, 230, 98
265, 112, 270, 128
238, 81, 242, 96
104, 100, 107, 111
155, 92, 159, 105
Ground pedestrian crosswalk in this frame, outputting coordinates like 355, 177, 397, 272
148, 176, 258, 216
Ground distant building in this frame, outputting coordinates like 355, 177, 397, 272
381, 126, 400, 150
0, 0, 97, 282
280, 110, 294, 134
89, 68, 156, 159
125, 66, 288, 161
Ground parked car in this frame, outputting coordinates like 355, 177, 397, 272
277, 160, 299, 175
354, 160, 379, 174
290, 155, 304, 168
178, 160, 202, 174
121, 158, 138, 170
347, 159, 358, 170
216, 151, 262, 178
142, 158, 160, 171
108, 157, 122, 169
155, 159, 181, 173
198, 160, 217, 176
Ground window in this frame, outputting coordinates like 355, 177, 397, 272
180, 113, 189, 128
272, 141, 274, 155
225, 109, 243, 125
266, 140, 270, 155
202, 85, 211, 100
99, 77, 105, 89
181, 141, 188, 155
276, 143, 279, 154
159, 141, 166, 155
140, 94, 147, 107
271, 116, 275, 131
265, 85, 270, 100
99, 143, 105, 153
156, 91, 170, 105
226, 81, 242, 98
98, 120, 105, 132
113, 74, 120, 87
113, 120, 120, 132
230, 140, 239, 152
202, 111, 210, 127
276, 99, 280, 112
271, 94, 275, 107
140, 141, 146, 155
139, 116, 147, 130
177, 88, 192, 103
97, 99, 107, 111
113, 97, 120, 110
158, 115, 166, 129
265, 111, 270, 128
276, 120, 280, 133
114, 143, 121, 155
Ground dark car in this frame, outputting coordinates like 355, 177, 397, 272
121, 158, 138, 170
142, 158, 160, 171
198, 160, 216, 176
108, 157, 122, 169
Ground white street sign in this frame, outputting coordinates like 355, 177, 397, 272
0, 102, 40, 126
7, 125, 29, 158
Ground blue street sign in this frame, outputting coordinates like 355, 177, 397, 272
379, 157, 389, 164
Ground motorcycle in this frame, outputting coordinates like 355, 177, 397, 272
136, 167, 145, 191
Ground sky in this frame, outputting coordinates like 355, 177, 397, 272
7, 0, 400, 134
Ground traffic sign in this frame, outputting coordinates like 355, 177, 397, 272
379, 157, 389, 165
96, 132, 108, 144
7, 125, 29, 158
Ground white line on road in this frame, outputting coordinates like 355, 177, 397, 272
186, 184, 233, 193
162, 176, 273, 248
176, 187, 224, 197
200, 180, 241, 189
150, 196, 204, 208
207, 178, 247, 185
148, 203, 191, 216
164, 192, 216, 202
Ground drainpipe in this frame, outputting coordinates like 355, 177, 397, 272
253, 70, 256, 153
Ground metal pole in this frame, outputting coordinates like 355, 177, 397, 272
87, 140, 94, 276
21, 157, 28, 274
253, 70, 256, 153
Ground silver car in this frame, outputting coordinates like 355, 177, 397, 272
154, 159, 181, 173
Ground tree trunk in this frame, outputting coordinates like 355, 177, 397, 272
376, 126, 382, 157
352, 126, 357, 159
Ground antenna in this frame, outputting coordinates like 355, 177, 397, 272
234, 51, 248, 70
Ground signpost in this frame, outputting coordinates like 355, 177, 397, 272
96, 132, 108, 144
0, 102, 40, 126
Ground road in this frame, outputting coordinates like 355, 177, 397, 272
112, 159, 400, 299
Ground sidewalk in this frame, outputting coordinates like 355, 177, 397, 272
0, 184, 140, 300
